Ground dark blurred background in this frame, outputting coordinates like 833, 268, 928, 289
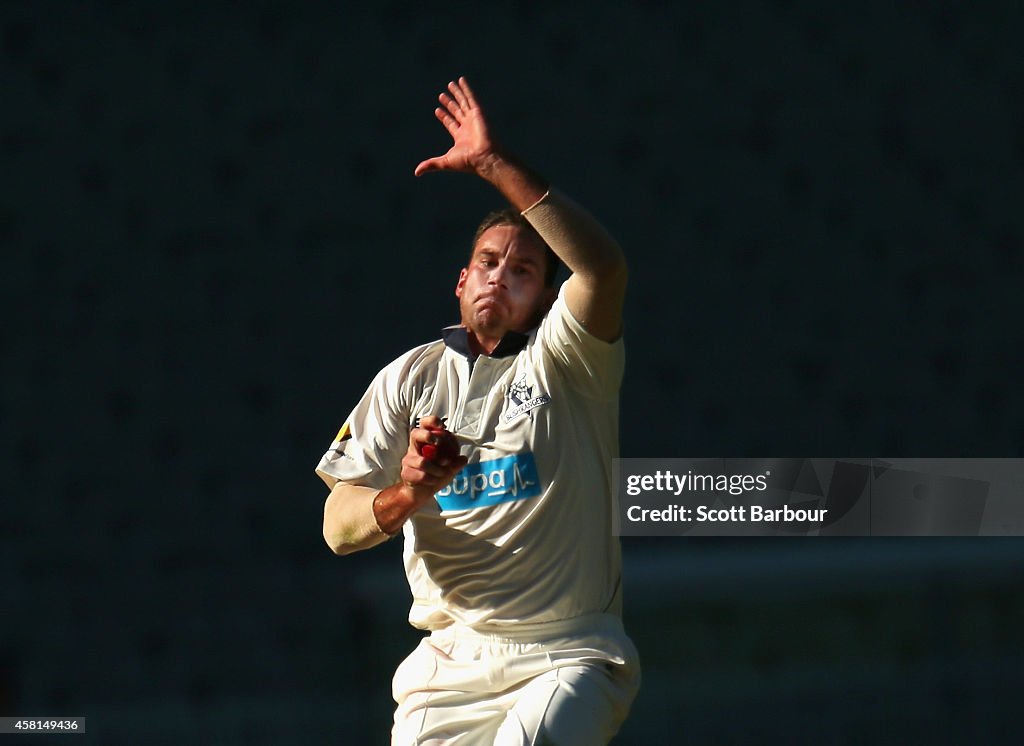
2, 1, 1022, 743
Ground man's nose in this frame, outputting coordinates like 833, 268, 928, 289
487, 263, 508, 286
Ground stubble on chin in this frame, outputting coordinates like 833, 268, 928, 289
469, 308, 506, 336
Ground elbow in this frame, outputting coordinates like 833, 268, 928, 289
324, 519, 389, 556
323, 527, 359, 556
322, 482, 389, 556
596, 237, 628, 282
609, 257, 628, 286
323, 530, 345, 555
583, 253, 627, 283
580, 258, 628, 293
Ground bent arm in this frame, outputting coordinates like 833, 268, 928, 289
520, 188, 627, 342
480, 156, 627, 342
321, 480, 390, 555
415, 77, 626, 341
322, 480, 445, 555
321, 416, 466, 554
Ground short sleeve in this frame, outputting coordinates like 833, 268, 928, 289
314, 356, 413, 491
536, 282, 625, 400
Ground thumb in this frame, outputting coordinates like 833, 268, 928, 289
414, 156, 446, 177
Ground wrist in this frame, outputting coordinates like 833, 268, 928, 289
372, 483, 413, 535
370, 490, 392, 535
390, 481, 435, 512
474, 148, 508, 184
476, 150, 549, 212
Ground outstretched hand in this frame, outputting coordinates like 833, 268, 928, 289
414, 77, 500, 178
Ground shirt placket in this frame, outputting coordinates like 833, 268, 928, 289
454, 356, 505, 440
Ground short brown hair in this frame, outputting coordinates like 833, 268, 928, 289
471, 208, 560, 287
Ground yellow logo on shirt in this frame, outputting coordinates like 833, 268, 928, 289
334, 422, 352, 443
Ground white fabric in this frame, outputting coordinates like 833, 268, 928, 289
390, 614, 640, 746
315, 189, 639, 742
316, 283, 625, 630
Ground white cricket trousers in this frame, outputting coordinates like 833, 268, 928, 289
390, 613, 640, 745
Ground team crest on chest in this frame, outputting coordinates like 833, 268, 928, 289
503, 373, 551, 423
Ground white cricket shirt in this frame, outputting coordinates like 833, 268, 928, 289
316, 283, 625, 631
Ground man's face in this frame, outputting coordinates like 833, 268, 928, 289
455, 224, 555, 341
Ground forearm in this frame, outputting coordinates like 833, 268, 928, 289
322, 482, 390, 555
371, 482, 434, 535
480, 151, 625, 280
322, 481, 431, 554
522, 188, 626, 280
477, 149, 549, 213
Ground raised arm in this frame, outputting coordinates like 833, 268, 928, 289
415, 77, 627, 342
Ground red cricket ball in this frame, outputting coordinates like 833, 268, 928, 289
421, 426, 460, 462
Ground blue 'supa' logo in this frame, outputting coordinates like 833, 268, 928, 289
435, 452, 542, 511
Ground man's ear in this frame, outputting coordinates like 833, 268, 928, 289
455, 268, 468, 298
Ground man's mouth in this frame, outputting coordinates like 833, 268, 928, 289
476, 293, 504, 306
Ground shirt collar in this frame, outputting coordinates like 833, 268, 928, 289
441, 326, 529, 360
